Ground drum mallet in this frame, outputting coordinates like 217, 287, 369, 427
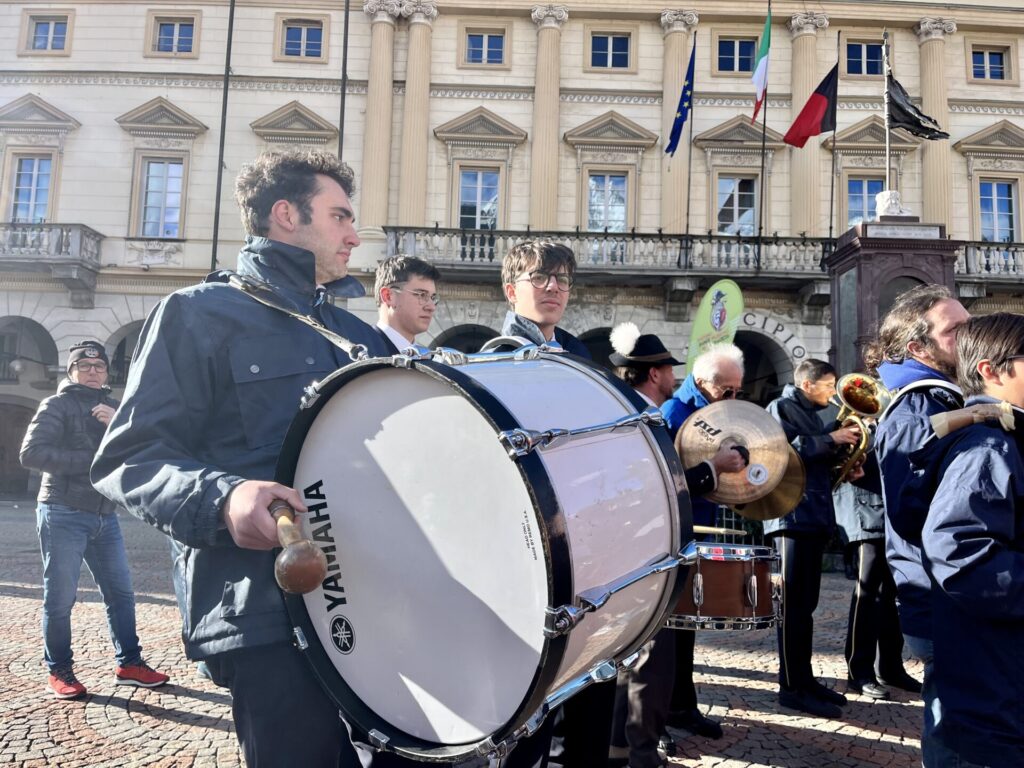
268, 499, 328, 594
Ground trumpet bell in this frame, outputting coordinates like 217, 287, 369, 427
732, 445, 806, 521
675, 400, 790, 505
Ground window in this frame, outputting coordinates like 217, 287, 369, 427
587, 173, 628, 232
979, 180, 1018, 243
846, 42, 883, 76
144, 12, 202, 58
718, 38, 756, 73
139, 158, 183, 237
966, 38, 1018, 86
584, 24, 638, 74
274, 14, 329, 63
591, 34, 629, 69
10, 156, 51, 223
18, 10, 74, 56
459, 169, 499, 230
847, 177, 884, 227
973, 48, 1006, 80
716, 176, 757, 235
466, 32, 503, 65
457, 20, 512, 70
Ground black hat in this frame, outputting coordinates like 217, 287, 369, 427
67, 340, 109, 371
608, 323, 682, 367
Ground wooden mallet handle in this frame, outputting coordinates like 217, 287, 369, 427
269, 499, 328, 594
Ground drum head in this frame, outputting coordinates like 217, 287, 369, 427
278, 362, 561, 751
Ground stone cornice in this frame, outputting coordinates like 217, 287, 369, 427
531, 5, 568, 30
914, 17, 957, 44
660, 10, 698, 36
788, 12, 829, 39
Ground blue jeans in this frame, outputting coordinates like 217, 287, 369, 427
36, 503, 142, 671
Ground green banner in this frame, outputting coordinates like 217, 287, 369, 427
685, 279, 744, 374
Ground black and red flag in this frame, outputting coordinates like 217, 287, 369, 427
783, 64, 838, 148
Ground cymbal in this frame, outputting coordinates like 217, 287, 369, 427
732, 445, 806, 521
693, 525, 748, 536
675, 400, 790, 505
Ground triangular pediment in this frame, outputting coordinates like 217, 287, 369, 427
694, 115, 785, 149
116, 97, 207, 139
954, 120, 1024, 156
0, 94, 80, 134
251, 101, 337, 145
434, 107, 527, 146
564, 111, 658, 150
823, 115, 920, 153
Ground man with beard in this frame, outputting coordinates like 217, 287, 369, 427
863, 284, 970, 763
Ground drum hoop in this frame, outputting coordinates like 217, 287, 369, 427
275, 356, 573, 761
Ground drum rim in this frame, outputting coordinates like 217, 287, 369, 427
275, 356, 573, 761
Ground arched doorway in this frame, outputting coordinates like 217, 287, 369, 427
432, 324, 499, 353
734, 330, 792, 405
106, 321, 145, 388
0, 316, 58, 384
0, 400, 35, 497
578, 328, 612, 370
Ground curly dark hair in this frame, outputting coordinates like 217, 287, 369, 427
234, 150, 356, 237
862, 284, 953, 373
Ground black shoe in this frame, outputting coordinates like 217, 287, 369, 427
658, 732, 678, 756
878, 670, 923, 694
805, 679, 848, 706
778, 687, 843, 718
847, 677, 889, 700
666, 708, 723, 739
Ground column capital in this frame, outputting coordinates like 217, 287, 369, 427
531, 5, 569, 30
363, 0, 401, 23
660, 10, 699, 36
787, 12, 829, 39
914, 17, 957, 44
401, 0, 438, 24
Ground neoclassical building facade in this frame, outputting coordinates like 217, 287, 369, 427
1, 0, 1023, 493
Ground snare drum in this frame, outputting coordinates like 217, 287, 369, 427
276, 347, 691, 762
665, 543, 779, 631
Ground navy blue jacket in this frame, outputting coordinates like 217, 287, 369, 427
916, 396, 1024, 766
500, 311, 591, 358
875, 359, 962, 640
763, 384, 841, 536
91, 237, 388, 659
660, 374, 718, 527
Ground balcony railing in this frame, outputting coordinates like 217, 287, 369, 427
385, 226, 831, 274
0, 222, 103, 267
956, 241, 1024, 277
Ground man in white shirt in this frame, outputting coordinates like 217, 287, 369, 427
373, 255, 441, 354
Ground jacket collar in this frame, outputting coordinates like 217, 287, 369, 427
877, 358, 953, 391
502, 311, 554, 347
674, 373, 710, 409
781, 382, 824, 411
235, 236, 364, 307
57, 379, 111, 397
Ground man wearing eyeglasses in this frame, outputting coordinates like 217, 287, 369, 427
20, 340, 169, 700
497, 240, 590, 357
374, 255, 441, 355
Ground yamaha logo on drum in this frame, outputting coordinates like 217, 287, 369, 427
304, 480, 349, 612
331, 615, 355, 654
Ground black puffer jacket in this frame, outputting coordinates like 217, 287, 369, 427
20, 379, 118, 514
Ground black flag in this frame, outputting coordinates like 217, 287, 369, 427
886, 75, 949, 140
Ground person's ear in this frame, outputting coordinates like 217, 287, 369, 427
503, 282, 517, 305
977, 359, 1000, 385
269, 199, 296, 233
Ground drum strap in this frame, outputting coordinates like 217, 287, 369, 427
226, 273, 368, 360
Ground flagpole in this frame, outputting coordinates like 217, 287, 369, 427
756, 0, 771, 272
827, 31, 839, 244
685, 31, 696, 243
882, 29, 891, 191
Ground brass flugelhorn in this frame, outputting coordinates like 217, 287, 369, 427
830, 373, 891, 491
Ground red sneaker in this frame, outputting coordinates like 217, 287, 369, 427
115, 661, 170, 688
48, 669, 87, 699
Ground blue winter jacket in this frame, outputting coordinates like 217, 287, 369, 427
914, 395, 1024, 766
763, 384, 841, 535
660, 374, 717, 527
875, 359, 962, 640
91, 237, 388, 659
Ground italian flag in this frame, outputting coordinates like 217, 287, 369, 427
750, 11, 772, 123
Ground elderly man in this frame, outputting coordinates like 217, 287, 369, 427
659, 343, 748, 742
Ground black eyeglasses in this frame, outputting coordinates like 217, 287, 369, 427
389, 286, 439, 306
517, 270, 573, 292
74, 361, 108, 372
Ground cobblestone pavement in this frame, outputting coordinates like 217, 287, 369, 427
0, 501, 924, 767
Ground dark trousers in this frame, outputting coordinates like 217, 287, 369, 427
669, 628, 698, 712
611, 630, 676, 768
845, 538, 906, 682
773, 532, 828, 690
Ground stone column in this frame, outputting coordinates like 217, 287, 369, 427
397, 1, 437, 226
529, 5, 568, 230
915, 17, 956, 228
358, 0, 401, 239
660, 10, 698, 234
788, 12, 829, 236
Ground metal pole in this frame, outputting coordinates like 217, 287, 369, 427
828, 32, 840, 242
882, 29, 891, 191
756, 0, 771, 272
683, 30, 696, 269
337, 0, 351, 159
210, 0, 236, 272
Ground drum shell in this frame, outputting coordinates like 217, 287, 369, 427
667, 544, 778, 631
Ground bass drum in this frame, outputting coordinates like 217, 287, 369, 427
276, 349, 691, 763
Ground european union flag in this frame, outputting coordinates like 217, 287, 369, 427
665, 41, 696, 157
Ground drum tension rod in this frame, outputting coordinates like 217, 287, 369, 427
500, 407, 665, 459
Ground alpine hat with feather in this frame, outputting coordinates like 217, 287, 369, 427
608, 322, 682, 367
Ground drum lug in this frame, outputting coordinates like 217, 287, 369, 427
300, 382, 322, 410
544, 604, 584, 637
746, 573, 758, 610
292, 626, 308, 651
432, 346, 469, 366
618, 651, 642, 670
692, 572, 704, 608
499, 408, 666, 459
368, 730, 390, 751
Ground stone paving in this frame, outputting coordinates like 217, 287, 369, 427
0, 501, 924, 767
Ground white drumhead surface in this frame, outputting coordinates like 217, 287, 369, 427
294, 367, 549, 745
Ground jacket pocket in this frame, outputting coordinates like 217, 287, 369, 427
228, 334, 327, 450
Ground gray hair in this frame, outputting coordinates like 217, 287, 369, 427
692, 343, 745, 382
